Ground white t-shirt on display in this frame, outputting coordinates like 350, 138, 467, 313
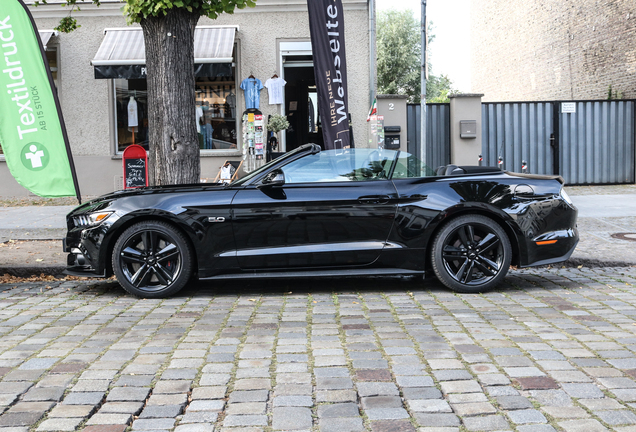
265, 77, 287, 105
128, 97, 138, 130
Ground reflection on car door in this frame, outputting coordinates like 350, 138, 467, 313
231, 181, 398, 270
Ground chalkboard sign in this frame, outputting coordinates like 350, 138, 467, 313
122, 145, 148, 189
125, 158, 147, 188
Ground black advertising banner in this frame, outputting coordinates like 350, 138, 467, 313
307, 0, 352, 149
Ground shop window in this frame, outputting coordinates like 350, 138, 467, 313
114, 68, 237, 154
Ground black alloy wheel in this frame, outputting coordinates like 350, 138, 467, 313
431, 214, 512, 293
112, 221, 193, 298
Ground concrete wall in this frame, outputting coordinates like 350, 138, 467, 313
0, 0, 372, 198
449, 94, 483, 166
471, 0, 636, 102
376, 95, 407, 152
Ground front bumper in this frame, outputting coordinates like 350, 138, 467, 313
62, 235, 107, 278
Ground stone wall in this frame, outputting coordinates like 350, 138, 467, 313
471, 0, 636, 102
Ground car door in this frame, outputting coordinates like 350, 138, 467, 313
231, 149, 399, 270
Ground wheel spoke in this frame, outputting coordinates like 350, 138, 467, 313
443, 245, 464, 260
121, 247, 145, 264
473, 258, 496, 277
477, 255, 500, 272
130, 264, 152, 287
461, 261, 475, 284
153, 265, 172, 285
156, 243, 179, 262
477, 233, 500, 254
453, 258, 470, 282
458, 225, 474, 248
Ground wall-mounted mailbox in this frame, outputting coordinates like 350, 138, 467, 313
384, 125, 401, 149
460, 120, 477, 139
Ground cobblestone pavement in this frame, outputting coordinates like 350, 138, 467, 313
0, 268, 636, 431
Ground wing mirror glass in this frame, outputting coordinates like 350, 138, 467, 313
258, 169, 285, 188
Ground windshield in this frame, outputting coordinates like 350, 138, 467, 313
232, 145, 316, 186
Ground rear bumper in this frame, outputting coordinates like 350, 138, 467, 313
520, 228, 579, 267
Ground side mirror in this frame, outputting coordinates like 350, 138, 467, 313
258, 169, 285, 188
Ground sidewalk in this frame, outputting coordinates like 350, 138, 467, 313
0, 185, 635, 278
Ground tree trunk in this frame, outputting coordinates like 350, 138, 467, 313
141, 10, 200, 186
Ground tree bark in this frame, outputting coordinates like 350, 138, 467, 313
141, 10, 200, 186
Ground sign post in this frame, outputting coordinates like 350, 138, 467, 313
122, 145, 148, 189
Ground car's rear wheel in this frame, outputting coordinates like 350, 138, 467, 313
431, 215, 511, 293
112, 221, 192, 298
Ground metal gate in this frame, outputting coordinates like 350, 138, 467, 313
481, 100, 635, 185
407, 103, 450, 170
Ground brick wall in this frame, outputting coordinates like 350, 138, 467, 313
471, 0, 636, 102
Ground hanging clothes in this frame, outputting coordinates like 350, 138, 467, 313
264, 77, 287, 105
240, 77, 264, 109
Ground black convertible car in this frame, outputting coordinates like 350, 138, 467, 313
64, 144, 578, 297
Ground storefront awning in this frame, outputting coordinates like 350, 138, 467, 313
92, 26, 237, 79
38, 30, 58, 50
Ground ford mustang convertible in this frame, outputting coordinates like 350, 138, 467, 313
63, 144, 578, 297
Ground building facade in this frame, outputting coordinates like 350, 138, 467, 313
0, 0, 374, 197
471, 0, 636, 102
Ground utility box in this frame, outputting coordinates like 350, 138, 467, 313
377, 95, 407, 152
384, 125, 401, 149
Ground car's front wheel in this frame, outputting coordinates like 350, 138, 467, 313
112, 221, 193, 298
431, 215, 512, 293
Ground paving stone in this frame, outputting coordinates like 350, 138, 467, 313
447, 393, 488, 404
611, 389, 636, 402
48, 404, 95, 418
396, 376, 434, 387
316, 390, 357, 403
86, 413, 133, 425
98, 402, 145, 415
36, 418, 84, 431
318, 417, 364, 432
356, 369, 392, 381
451, 402, 497, 416
439, 380, 482, 394
191, 387, 226, 399
62, 392, 105, 405
228, 390, 269, 403
401, 388, 442, 400
114, 375, 153, 387
174, 425, 214, 432
595, 410, 636, 425
514, 377, 559, 390
130, 418, 176, 429
107, 387, 151, 402
225, 402, 267, 415
507, 409, 548, 424
19, 358, 58, 370
496, 396, 533, 410
272, 407, 312, 430
222, 415, 268, 427
179, 411, 218, 424
561, 383, 605, 399
413, 414, 460, 428
0, 413, 45, 427
370, 420, 416, 432
578, 398, 626, 410
407, 399, 452, 413
365, 408, 410, 420
357, 382, 399, 397
317, 403, 360, 418
516, 425, 556, 432
83, 426, 127, 432
139, 405, 183, 418
22, 387, 65, 402
557, 419, 608, 432
273, 396, 313, 407
461, 415, 510, 431
541, 406, 589, 419
188, 400, 225, 411
360, 396, 403, 410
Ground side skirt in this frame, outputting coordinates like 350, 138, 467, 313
200, 268, 426, 281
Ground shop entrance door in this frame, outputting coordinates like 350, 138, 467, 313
283, 65, 321, 151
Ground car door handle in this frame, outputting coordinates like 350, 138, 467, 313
397, 194, 428, 203
358, 195, 391, 204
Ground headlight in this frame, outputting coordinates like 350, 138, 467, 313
560, 188, 574, 206
74, 211, 114, 228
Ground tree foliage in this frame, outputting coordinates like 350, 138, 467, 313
376, 9, 453, 103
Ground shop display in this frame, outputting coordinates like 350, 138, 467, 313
368, 115, 385, 149
242, 109, 266, 173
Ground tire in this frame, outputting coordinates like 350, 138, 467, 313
431, 214, 512, 293
112, 221, 193, 298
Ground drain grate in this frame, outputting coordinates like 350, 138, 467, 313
611, 233, 636, 242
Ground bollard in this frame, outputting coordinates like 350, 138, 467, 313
498, 156, 504, 171
478, 154, 483, 166
521, 160, 528, 173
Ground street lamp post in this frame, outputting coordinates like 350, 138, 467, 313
421, 0, 427, 168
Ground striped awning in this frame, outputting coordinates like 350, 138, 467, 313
38, 30, 57, 50
92, 26, 237, 66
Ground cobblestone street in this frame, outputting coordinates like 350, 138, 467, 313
0, 268, 634, 431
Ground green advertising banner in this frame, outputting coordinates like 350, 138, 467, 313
0, 0, 80, 199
